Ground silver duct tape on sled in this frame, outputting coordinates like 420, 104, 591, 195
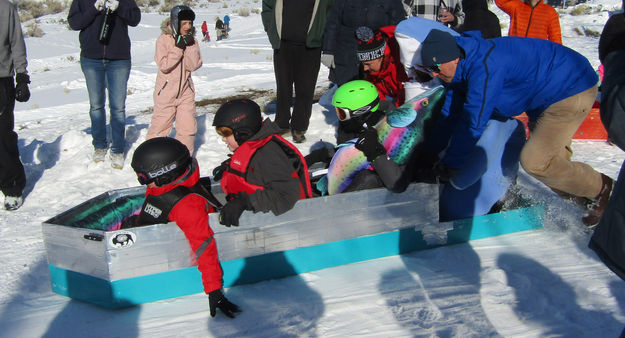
42, 183, 438, 282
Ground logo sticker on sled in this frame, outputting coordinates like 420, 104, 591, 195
109, 231, 137, 249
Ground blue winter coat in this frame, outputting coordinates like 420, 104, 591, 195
430, 31, 597, 169
68, 0, 141, 60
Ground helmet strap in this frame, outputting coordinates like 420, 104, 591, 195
169, 159, 197, 186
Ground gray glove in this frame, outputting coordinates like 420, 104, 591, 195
320, 53, 335, 69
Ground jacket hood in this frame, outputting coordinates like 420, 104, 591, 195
161, 18, 173, 35
247, 118, 281, 142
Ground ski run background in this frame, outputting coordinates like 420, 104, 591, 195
1, 0, 624, 336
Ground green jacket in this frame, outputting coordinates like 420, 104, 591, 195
261, 0, 334, 50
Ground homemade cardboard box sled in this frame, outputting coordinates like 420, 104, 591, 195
42, 183, 544, 309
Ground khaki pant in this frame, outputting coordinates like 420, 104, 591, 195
520, 85, 601, 199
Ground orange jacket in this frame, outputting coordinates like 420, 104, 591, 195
495, 0, 561, 44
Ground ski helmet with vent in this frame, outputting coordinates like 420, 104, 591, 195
332, 80, 380, 122
170, 5, 195, 37
131, 137, 192, 186
213, 98, 263, 144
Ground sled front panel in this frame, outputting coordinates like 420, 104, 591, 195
43, 184, 543, 309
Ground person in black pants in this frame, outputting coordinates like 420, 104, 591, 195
261, 0, 334, 143
0, 0, 30, 211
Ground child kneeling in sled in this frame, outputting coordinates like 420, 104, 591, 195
131, 137, 240, 318
211, 99, 313, 227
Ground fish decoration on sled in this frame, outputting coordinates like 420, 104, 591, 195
320, 85, 446, 195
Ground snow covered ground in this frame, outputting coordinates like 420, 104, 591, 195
1, 0, 624, 336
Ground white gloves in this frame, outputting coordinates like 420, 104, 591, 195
105, 0, 119, 11
94, 0, 105, 11
320, 53, 335, 69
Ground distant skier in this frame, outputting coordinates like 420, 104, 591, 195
131, 137, 241, 318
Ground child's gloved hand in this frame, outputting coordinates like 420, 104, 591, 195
219, 192, 251, 227
208, 289, 241, 318
182, 27, 195, 46
212, 156, 231, 181
355, 127, 386, 162
175, 35, 187, 50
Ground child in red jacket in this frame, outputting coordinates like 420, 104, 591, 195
131, 137, 240, 318
211, 99, 313, 227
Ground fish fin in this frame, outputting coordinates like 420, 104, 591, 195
387, 106, 417, 128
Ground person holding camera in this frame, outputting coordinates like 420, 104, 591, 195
68, 0, 141, 169
146, 6, 202, 155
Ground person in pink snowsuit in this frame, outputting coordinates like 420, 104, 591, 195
147, 6, 202, 155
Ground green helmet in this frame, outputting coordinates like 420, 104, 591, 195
332, 80, 380, 121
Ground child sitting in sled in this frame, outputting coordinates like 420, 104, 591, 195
131, 137, 240, 319
211, 99, 312, 227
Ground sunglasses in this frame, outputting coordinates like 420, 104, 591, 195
335, 97, 380, 121
424, 63, 441, 73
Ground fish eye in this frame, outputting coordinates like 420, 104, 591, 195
422, 99, 429, 107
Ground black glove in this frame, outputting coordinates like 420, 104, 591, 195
182, 27, 195, 46
15, 73, 30, 102
212, 156, 231, 181
208, 289, 241, 318
219, 192, 251, 227
175, 34, 187, 50
355, 127, 386, 162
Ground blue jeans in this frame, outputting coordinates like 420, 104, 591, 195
80, 57, 131, 154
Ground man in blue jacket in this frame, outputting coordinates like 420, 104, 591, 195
420, 29, 613, 226
68, 0, 141, 169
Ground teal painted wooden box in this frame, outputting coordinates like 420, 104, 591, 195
42, 183, 543, 309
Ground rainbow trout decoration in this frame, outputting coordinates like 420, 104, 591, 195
323, 85, 446, 195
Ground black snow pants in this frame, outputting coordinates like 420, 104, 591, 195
273, 40, 321, 132
0, 77, 26, 197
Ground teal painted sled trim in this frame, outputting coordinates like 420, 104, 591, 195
49, 204, 544, 309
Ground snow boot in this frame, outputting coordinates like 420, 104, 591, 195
93, 148, 107, 163
292, 130, 306, 143
552, 188, 590, 210
110, 152, 124, 169
582, 173, 614, 227
4, 195, 23, 211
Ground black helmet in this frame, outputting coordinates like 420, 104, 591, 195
213, 99, 262, 144
170, 5, 195, 37
131, 137, 192, 186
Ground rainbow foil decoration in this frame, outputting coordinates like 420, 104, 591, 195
325, 85, 446, 195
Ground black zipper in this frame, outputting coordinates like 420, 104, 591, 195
524, 5, 536, 38
176, 54, 184, 98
